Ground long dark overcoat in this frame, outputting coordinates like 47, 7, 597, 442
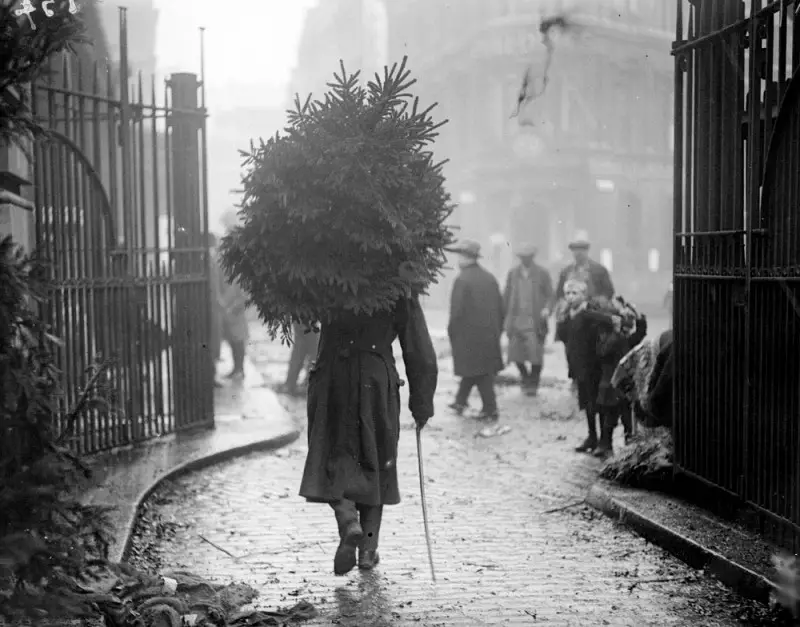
555, 259, 615, 301
299, 297, 438, 507
448, 263, 505, 378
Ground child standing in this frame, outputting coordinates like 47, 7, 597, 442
555, 279, 602, 453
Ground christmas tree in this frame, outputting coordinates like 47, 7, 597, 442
219, 57, 455, 342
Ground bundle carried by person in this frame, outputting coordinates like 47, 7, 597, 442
580, 295, 647, 345
219, 58, 455, 342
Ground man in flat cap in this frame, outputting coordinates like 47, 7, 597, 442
555, 230, 614, 304
447, 239, 505, 421
503, 243, 554, 396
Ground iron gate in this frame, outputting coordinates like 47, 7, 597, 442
673, 0, 800, 551
31, 10, 214, 454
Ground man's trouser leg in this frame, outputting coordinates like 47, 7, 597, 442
230, 340, 246, 375
454, 377, 476, 408
575, 382, 599, 452
330, 499, 363, 575
357, 504, 383, 569
530, 364, 542, 390
594, 408, 618, 458
284, 335, 307, 391
476, 374, 498, 416
516, 362, 530, 386
622, 401, 634, 435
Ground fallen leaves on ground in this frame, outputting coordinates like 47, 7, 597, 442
57, 562, 318, 627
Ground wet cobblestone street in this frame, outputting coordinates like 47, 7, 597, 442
129, 326, 768, 626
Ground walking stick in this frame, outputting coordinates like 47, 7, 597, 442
416, 425, 437, 583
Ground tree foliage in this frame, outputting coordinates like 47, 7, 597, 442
0, 3, 116, 621
0, 236, 115, 622
219, 57, 456, 342
0, 0, 87, 148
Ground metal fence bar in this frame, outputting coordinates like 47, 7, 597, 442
22, 10, 213, 457
673, 0, 800, 552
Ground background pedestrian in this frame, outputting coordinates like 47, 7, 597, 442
277, 322, 320, 396
447, 239, 505, 422
503, 243, 553, 396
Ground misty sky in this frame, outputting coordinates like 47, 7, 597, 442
153, 0, 317, 109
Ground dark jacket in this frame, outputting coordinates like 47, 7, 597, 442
555, 259, 615, 302
647, 329, 673, 428
595, 327, 630, 408
448, 263, 505, 378
299, 297, 438, 506
556, 308, 599, 385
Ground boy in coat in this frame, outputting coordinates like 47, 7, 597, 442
555, 279, 602, 452
447, 239, 505, 421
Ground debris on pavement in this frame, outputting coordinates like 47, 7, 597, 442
72, 562, 317, 627
600, 427, 672, 489
475, 424, 512, 438
228, 601, 318, 626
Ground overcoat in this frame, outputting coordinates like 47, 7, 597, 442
447, 263, 505, 378
299, 297, 438, 506
555, 259, 615, 301
556, 308, 601, 409
503, 263, 554, 365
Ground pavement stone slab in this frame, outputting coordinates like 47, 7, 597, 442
127, 336, 768, 626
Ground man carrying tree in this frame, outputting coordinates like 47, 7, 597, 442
219, 58, 448, 575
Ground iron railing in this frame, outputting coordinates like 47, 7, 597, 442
673, 0, 800, 551
30, 9, 214, 454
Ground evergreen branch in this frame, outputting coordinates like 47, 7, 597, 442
55, 360, 112, 446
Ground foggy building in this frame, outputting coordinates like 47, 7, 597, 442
208, 106, 288, 230
385, 0, 676, 305
288, 0, 388, 104
99, 0, 159, 76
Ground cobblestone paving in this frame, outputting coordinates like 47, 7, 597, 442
130, 328, 766, 626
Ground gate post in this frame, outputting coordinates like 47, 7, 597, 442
168, 72, 213, 430
0, 88, 34, 251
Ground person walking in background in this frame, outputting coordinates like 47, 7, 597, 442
555, 231, 615, 302
277, 322, 320, 397
503, 243, 553, 397
447, 239, 505, 422
208, 233, 225, 388
220, 272, 250, 381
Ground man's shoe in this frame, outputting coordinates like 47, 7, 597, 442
593, 445, 613, 460
275, 383, 301, 397
575, 436, 598, 453
333, 521, 363, 576
476, 410, 499, 422
358, 549, 380, 570
448, 402, 467, 416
